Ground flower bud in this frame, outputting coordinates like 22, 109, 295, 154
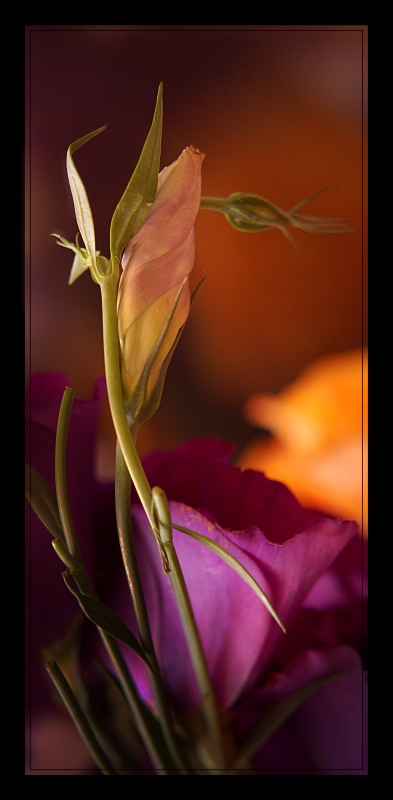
117, 145, 205, 423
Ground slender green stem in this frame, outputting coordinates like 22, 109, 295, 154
45, 660, 117, 775
152, 489, 226, 771
200, 196, 231, 214
53, 390, 169, 773
99, 276, 153, 520
99, 272, 225, 770
166, 544, 226, 771
115, 443, 190, 773
99, 634, 169, 773
55, 387, 82, 562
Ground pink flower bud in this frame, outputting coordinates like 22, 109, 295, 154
117, 146, 205, 421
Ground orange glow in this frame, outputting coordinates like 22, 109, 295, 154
238, 349, 367, 533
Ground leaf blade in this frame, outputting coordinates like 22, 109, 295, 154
62, 572, 152, 668
172, 522, 285, 632
110, 83, 163, 260
66, 126, 107, 268
25, 464, 65, 543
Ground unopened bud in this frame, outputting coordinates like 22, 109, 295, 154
117, 145, 205, 423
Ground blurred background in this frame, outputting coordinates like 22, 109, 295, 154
26, 25, 367, 774
26, 25, 367, 479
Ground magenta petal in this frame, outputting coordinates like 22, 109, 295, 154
110, 502, 275, 710
142, 437, 321, 542
224, 517, 357, 689
236, 645, 367, 774
111, 496, 357, 713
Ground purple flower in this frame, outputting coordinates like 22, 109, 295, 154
26, 375, 367, 774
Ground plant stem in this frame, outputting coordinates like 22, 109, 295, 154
99, 272, 225, 770
45, 660, 117, 775
166, 544, 226, 771
55, 387, 83, 562
99, 275, 153, 520
54, 387, 169, 773
115, 443, 190, 773
200, 196, 231, 214
152, 489, 226, 771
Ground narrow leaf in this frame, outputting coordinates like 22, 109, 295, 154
93, 659, 180, 773
66, 126, 107, 269
25, 464, 65, 543
62, 572, 151, 668
110, 83, 163, 260
230, 674, 343, 770
172, 523, 285, 632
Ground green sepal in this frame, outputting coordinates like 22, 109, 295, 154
172, 522, 285, 632
52, 234, 110, 285
126, 277, 187, 426
230, 673, 343, 770
127, 274, 205, 427
66, 125, 107, 272
62, 571, 152, 669
110, 83, 163, 261
25, 464, 65, 544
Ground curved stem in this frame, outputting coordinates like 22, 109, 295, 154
115, 443, 190, 772
99, 273, 225, 769
55, 387, 82, 562
153, 489, 226, 771
99, 276, 153, 520
54, 387, 169, 773
46, 660, 117, 775
200, 196, 231, 214
165, 543, 226, 771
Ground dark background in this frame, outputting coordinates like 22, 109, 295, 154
26, 25, 367, 478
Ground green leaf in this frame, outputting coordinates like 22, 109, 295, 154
230, 674, 343, 770
110, 83, 163, 261
66, 126, 107, 270
25, 464, 65, 543
62, 572, 152, 668
172, 523, 285, 633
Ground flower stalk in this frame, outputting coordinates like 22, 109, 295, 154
115, 443, 189, 772
52, 383, 174, 772
152, 488, 227, 771
45, 660, 117, 775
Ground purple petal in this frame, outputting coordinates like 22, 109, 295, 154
109, 496, 357, 712
142, 437, 322, 542
235, 645, 367, 774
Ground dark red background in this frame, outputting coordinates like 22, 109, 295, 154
26, 26, 367, 476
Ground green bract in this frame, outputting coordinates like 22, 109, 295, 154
200, 186, 354, 245
110, 83, 163, 261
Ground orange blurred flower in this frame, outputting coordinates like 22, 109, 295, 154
238, 348, 367, 533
